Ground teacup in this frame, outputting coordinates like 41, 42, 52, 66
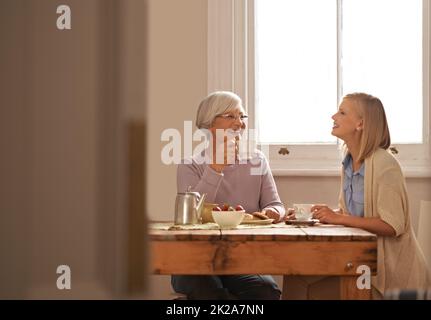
293, 204, 314, 221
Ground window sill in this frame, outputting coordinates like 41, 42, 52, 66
271, 164, 431, 178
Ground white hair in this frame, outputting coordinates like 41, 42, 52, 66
195, 91, 243, 129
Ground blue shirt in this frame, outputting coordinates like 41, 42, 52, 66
342, 154, 365, 217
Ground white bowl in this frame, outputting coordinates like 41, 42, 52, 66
211, 210, 245, 229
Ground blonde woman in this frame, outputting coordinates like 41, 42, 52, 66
309, 93, 431, 298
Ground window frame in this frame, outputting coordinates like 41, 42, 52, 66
207, 0, 431, 177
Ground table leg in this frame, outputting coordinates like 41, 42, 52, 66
340, 276, 371, 300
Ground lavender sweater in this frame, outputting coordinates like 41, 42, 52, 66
177, 150, 285, 217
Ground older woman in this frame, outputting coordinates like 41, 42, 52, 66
172, 91, 285, 300
309, 93, 431, 298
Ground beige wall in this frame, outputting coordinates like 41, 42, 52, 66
143, 0, 207, 299
144, 0, 431, 299
0, 0, 148, 299
0, 0, 106, 298
145, 0, 207, 222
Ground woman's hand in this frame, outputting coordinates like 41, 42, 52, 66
312, 206, 396, 236
264, 208, 281, 223
253, 208, 282, 223
283, 208, 296, 221
311, 205, 343, 224
209, 128, 239, 173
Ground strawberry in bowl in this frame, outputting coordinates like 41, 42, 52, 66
212, 203, 246, 229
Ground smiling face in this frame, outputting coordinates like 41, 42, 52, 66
331, 99, 363, 143
209, 104, 247, 165
210, 104, 247, 132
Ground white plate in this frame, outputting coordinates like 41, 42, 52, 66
241, 219, 274, 225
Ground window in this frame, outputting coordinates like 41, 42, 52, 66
208, 0, 431, 176
255, 0, 337, 144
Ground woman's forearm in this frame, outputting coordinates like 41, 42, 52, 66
338, 215, 396, 236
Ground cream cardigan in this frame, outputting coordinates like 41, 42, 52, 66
339, 148, 431, 295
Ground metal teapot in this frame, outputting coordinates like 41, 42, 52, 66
174, 189, 207, 225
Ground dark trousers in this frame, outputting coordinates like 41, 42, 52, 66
171, 275, 281, 300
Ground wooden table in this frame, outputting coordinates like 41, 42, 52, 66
149, 224, 377, 299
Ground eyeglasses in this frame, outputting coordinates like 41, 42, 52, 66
216, 113, 249, 122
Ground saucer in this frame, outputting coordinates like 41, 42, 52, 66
285, 219, 319, 226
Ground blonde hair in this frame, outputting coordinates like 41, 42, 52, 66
195, 91, 242, 129
343, 93, 391, 162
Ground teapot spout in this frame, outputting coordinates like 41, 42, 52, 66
196, 193, 207, 219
